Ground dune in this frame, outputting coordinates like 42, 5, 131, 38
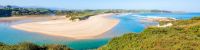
11, 13, 119, 39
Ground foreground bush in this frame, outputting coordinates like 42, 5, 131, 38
99, 17, 200, 50
191, 16, 200, 20
0, 42, 72, 50
45, 44, 71, 50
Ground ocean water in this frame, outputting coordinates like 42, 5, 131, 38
0, 13, 200, 50
138, 13, 200, 20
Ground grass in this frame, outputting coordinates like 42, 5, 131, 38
0, 42, 72, 50
98, 16, 200, 50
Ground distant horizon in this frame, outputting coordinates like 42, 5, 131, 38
0, 5, 199, 13
1, 0, 200, 12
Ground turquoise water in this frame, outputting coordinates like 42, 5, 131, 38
0, 13, 200, 50
139, 13, 200, 19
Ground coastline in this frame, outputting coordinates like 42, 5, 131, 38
11, 13, 119, 39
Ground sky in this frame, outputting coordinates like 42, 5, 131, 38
0, 0, 200, 12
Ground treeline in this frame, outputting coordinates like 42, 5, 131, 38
99, 16, 200, 50
0, 9, 12, 17
0, 5, 53, 17
0, 5, 173, 17
0, 42, 72, 50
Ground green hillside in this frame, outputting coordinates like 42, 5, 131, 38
99, 16, 200, 50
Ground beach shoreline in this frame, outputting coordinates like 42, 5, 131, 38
11, 13, 119, 39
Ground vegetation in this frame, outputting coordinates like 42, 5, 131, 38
0, 5, 53, 17
191, 16, 200, 20
0, 42, 72, 50
0, 5, 175, 22
0, 5, 173, 17
99, 16, 200, 50
0, 9, 12, 17
64, 10, 96, 21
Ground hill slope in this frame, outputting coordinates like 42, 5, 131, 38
99, 16, 200, 50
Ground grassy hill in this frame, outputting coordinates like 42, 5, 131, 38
98, 16, 200, 50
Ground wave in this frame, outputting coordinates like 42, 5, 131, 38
115, 13, 132, 17
131, 15, 177, 20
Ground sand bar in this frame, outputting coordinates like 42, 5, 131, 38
11, 13, 119, 39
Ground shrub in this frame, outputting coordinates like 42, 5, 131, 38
0, 42, 72, 50
15, 42, 40, 50
44, 44, 72, 50
191, 16, 200, 20
0, 42, 5, 46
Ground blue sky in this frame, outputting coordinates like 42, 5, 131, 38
1, 0, 200, 12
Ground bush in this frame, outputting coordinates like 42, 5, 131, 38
44, 44, 71, 50
191, 16, 200, 20
0, 42, 72, 50
15, 42, 40, 50
0, 42, 6, 46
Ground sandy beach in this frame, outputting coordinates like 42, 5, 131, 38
11, 13, 119, 39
